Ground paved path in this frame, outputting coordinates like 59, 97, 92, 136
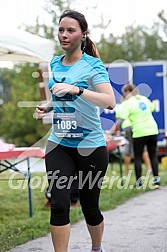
8, 186, 167, 252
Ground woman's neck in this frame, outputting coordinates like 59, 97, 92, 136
62, 51, 83, 66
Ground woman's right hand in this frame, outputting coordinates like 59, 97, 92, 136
34, 105, 47, 120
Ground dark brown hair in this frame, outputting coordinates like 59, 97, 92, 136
59, 10, 100, 58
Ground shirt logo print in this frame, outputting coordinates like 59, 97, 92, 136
139, 102, 146, 110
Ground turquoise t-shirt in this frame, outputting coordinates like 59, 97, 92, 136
118, 95, 158, 138
48, 53, 110, 148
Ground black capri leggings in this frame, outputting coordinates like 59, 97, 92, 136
45, 141, 109, 226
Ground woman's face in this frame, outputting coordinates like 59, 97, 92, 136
58, 17, 84, 52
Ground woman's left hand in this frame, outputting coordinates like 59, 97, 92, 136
50, 83, 79, 96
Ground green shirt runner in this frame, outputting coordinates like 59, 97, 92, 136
115, 103, 132, 129
117, 95, 158, 138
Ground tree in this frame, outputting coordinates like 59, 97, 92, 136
0, 64, 50, 146
21, 0, 73, 56
97, 34, 123, 62
1, 1, 167, 146
0, 0, 74, 145
158, 10, 167, 37
121, 25, 167, 61
0, 68, 17, 103
97, 24, 167, 63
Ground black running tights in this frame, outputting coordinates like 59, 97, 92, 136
45, 141, 109, 226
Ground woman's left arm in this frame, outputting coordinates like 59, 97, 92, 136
80, 82, 116, 109
51, 82, 116, 109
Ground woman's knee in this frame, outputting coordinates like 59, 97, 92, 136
50, 200, 70, 226
82, 206, 103, 226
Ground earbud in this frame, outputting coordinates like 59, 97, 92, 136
82, 34, 87, 53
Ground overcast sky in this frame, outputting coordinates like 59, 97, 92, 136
0, 0, 166, 37
0, 0, 166, 67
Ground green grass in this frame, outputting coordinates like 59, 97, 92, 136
0, 163, 167, 252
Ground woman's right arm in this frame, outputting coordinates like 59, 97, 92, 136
35, 99, 53, 119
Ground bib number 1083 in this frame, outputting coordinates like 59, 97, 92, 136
57, 120, 77, 130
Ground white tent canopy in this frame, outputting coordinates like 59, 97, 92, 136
0, 29, 55, 63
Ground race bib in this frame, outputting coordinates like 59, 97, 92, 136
53, 111, 83, 137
